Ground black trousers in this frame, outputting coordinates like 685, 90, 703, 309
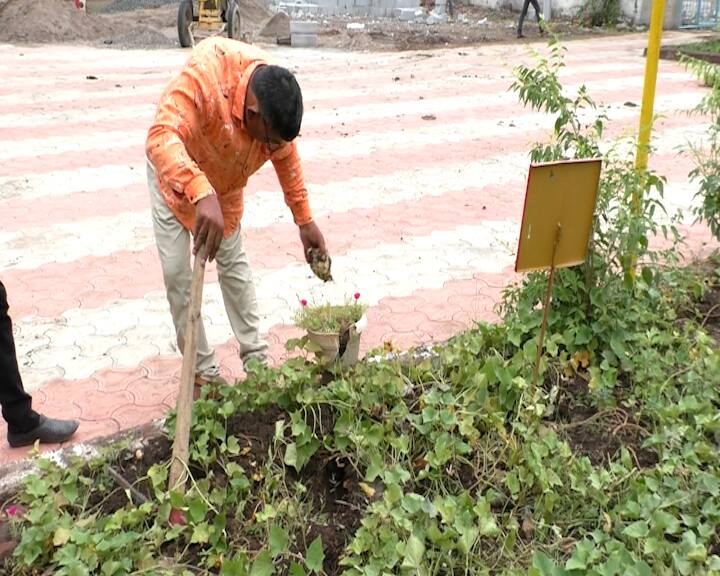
518, 0, 541, 34
0, 281, 39, 434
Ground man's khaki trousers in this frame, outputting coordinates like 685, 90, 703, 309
148, 162, 268, 379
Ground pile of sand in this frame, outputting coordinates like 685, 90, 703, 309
0, 0, 272, 46
1, 0, 114, 43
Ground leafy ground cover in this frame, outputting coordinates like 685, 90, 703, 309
676, 40, 720, 56
2, 39, 719, 575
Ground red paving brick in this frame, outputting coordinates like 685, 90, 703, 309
0, 34, 714, 470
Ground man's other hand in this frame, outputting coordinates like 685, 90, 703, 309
195, 193, 224, 261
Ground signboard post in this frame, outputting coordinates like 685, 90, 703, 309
515, 158, 602, 388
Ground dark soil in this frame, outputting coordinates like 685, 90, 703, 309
678, 258, 720, 345
85, 404, 362, 574
553, 374, 658, 468
547, 258, 719, 474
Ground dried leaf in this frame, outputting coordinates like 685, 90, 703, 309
358, 482, 375, 499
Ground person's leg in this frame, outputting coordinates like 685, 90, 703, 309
517, 0, 531, 37
214, 227, 268, 367
2, 281, 79, 447
0, 281, 39, 434
148, 162, 220, 380
531, 0, 544, 32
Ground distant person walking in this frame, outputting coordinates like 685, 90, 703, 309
517, 0, 543, 38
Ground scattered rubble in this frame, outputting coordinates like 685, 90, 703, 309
0, 0, 614, 51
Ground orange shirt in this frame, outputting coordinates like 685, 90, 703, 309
146, 38, 313, 238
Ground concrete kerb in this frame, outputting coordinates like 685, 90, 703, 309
0, 419, 167, 501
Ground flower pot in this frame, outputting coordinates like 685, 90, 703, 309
306, 314, 367, 369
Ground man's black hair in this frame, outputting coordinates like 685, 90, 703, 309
250, 65, 303, 141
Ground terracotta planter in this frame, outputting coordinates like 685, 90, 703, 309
306, 314, 367, 369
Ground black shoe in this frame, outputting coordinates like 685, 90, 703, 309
7, 415, 79, 448
517, 32, 525, 38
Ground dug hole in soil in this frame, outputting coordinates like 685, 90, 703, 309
81, 405, 362, 573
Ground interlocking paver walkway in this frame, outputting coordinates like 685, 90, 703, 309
0, 32, 714, 470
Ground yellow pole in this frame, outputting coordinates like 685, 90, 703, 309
629, 0, 666, 278
635, 0, 666, 174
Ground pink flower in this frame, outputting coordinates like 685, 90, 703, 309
354, 293, 361, 300
5, 505, 20, 518
300, 299, 308, 307
168, 508, 187, 526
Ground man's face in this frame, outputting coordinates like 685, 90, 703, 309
260, 116, 287, 153
246, 107, 287, 153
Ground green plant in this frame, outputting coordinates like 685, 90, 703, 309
6, 40, 720, 576
503, 38, 684, 396
295, 294, 367, 333
677, 39, 720, 56
578, 0, 621, 27
682, 55, 720, 241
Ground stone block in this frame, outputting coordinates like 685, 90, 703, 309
395, 0, 421, 7
396, 6, 422, 19
290, 20, 319, 33
291, 32, 318, 47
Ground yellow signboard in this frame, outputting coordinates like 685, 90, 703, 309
515, 158, 602, 273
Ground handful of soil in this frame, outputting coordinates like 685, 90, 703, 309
308, 247, 333, 282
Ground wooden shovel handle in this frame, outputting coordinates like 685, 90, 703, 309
168, 243, 208, 493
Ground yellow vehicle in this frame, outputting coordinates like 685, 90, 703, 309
177, 0, 242, 48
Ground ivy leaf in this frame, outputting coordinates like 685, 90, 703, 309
401, 533, 425, 568
609, 335, 627, 360
269, 524, 289, 558
221, 556, 249, 575
565, 540, 594, 571
284, 443, 299, 469
289, 563, 307, 576
191, 523, 210, 544
365, 453, 383, 482
147, 465, 168, 492
284, 439, 320, 472
188, 498, 207, 523
672, 551, 693, 576
62, 482, 79, 504
474, 497, 500, 536
641, 266, 654, 285
305, 536, 325, 573
506, 471, 520, 495
250, 551, 274, 576
623, 520, 649, 539
226, 436, 241, 455
53, 526, 72, 547
531, 551, 566, 575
